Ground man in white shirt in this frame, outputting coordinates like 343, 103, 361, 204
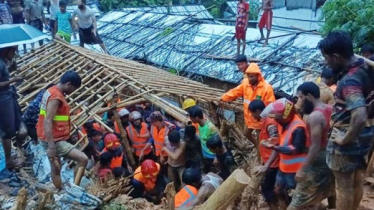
72, 0, 107, 53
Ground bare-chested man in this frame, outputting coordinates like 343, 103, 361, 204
288, 82, 335, 209
259, 0, 273, 46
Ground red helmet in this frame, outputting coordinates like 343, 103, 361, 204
260, 98, 296, 123
104, 133, 121, 150
141, 159, 159, 179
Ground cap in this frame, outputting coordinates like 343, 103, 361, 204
182, 98, 196, 110
118, 108, 130, 117
104, 133, 121, 150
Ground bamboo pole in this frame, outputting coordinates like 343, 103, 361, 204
110, 98, 136, 168
200, 169, 251, 210
15, 187, 28, 210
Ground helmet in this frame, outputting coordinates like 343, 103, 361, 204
260, 98, 296, 123
104, 133, 121, 150
130, 111, 142, 121
141, 159, 159, 179
118, 109, 130, 117
182, 98, 196, 110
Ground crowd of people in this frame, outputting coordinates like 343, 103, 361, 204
0, 0, 108, 53
1, 2, 374, 206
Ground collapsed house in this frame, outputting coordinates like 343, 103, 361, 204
96, 10, 325, 98
0, 41, 262, 209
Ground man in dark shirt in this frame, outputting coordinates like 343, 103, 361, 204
318, 31, 374, 210
0, 46, 24, 169
206, 133, 237, 180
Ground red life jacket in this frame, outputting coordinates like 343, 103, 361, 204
278, 115, 310, 173
37, 85, 71, 142
126, 123, 152, 156
259, 117, 279, 168
175, 185, 198, 208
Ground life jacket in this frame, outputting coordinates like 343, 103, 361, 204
174, 185, 198, 208
37, 85, 71, 142
133, 163, 161, 192
308, 105, 332, 148
259, 117, 279, 168
278, 115, 310, 173
101, 148, 123, 169
126, 122, 152, 156
150, 121, 174, 156
114, 121, 129, 133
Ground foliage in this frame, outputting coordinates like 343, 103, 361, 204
320, 0, 374, 48
248, 0, 261, 20
100, 0, 167, 12
159, 27, 174, 36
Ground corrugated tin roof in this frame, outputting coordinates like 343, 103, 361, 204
97, 10, 324, 96
121, 5, 213, 19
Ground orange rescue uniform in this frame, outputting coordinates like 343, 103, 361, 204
175, 185, 198, 208
133, 163, 161, 192
221, 63, 275, 130
259, 117, 279, 168
278, 115, 309, 173
37, 85, 71, 141
126, 122, 152, 156
101, 148, 124, 169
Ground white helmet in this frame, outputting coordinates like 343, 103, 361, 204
130, 111, 142, 121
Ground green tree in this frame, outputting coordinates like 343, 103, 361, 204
320, 0, 374, 48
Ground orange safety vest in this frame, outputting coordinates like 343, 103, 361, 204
150, 122, 172, 157
259, 117, 279, 168
114, 121, 130, 133
175, 185, 198, 208
133, 163, 161, 192
37, 85, 71, 142
192, 122, 200, 135
80, 123, 103, 139
278, 115, 309, 173
101, 148, 123, 169
126, 123, 152, 156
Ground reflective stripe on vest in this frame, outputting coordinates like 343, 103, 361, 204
39, 109, 69, 121
180, 186, 197, 207
127, 124, 151, 155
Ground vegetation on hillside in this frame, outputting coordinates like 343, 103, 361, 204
320, 0, 374, 48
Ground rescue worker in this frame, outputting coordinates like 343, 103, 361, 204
36, 70, 88, 189
176, 167, 223, 210
175, 168, 200, 209
182, 98, 200, 135
114, 108, 130, 133
288, 82, 335, 209
250, 99, 280, 210
149, 111, 175, 164
132, 159, 169, 204
126, 111, 153, 162
99, 133, 132, 172
220, 63, 275, 149
261, 98, 309, 209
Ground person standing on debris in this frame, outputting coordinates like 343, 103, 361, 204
0, 0, 13, 24
259, 0, 273, 47
0, 46, 24, 170
295, 68, 335, 121
206, 134, 237, 180
36, 70, 88, 189
188, 106, 219, 173
49, 0, 58, 38
25, 0, 46, 49
73, 0, 108, 53
149, 111, 175, 164
235, 54, 249, 79
287, 82, 335, 209
235, 0, 249, 55
220, 63, 275, 150
318, 31, 374, 210
176, 167, 223, 209
249, 99, 279, 210
132, 159, 169, 204
55, 1, 73, 43
162, 130, 186, 191
261, 98, 309, 209
126, 111, 153, 162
